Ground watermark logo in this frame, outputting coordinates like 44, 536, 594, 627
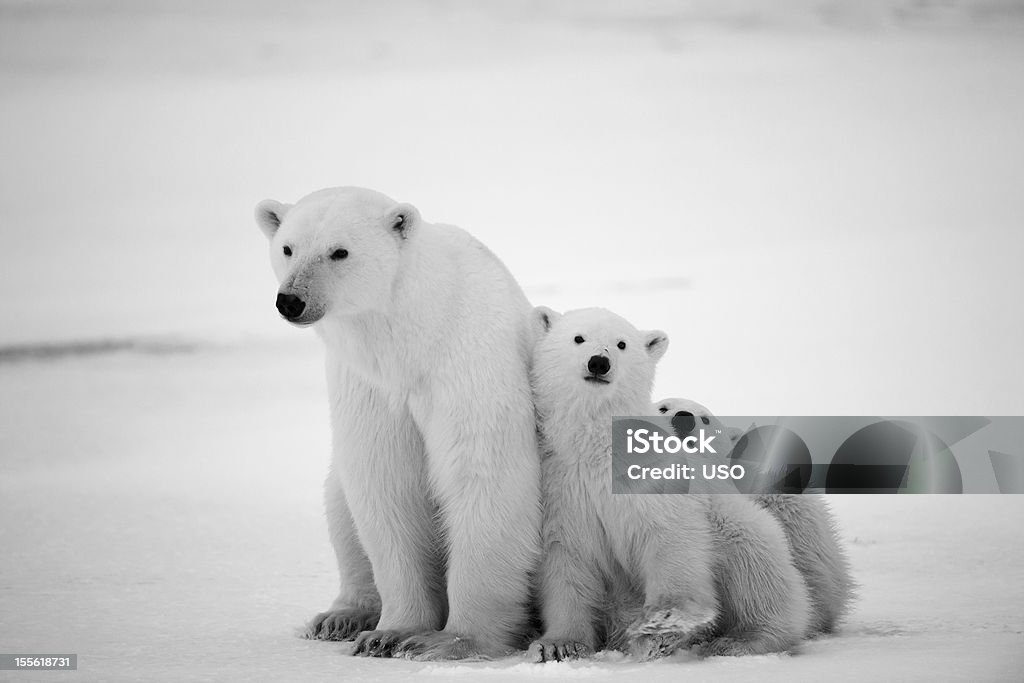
626, 427, 717, 455
612, 415, 1024, 494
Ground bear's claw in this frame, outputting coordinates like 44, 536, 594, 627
352, 629, 407, 657
529, 638, 593, 663
305, 607, 380, 641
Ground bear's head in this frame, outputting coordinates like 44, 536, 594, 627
254, 187, 419, 325
532, 306, 668, 416
655, 397, 744, 446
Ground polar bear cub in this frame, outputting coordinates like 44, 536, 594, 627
656, 397, 856, 635
529, 307, 810, 661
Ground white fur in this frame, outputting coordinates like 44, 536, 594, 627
529, 308, 810, 662
655, 397, 856, 635
256, 187, 541, 659
698, 495, 811, 655
752, 495, 856, 635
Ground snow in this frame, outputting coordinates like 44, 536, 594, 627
3, 347, 1022, 681
1, 1, 1023, 681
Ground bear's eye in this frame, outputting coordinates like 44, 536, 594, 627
658, 406, 668, 414
330, 248, 349, 261
617, 341, 626, 350
574, 335, 585, 344
282, 246, 292, 257
701, 416, 711, 425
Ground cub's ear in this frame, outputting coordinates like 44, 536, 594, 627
255, 199, 291, 239
643, 330, 669, 361
533, 306, 561, 337
387, 202, 420, 240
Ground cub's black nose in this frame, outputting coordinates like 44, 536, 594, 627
672, 411, 696, 437
276, 292, 306, 320
587, 355, 611, 376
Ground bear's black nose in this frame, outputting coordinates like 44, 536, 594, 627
587, 355, 611, 376
276, 293, 306, 320
672, 411, 696, 437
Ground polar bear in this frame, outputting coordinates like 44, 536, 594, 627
528, 307, 810, 662
654, 398, 744, 447
656, 397, 856, 635
254, 187, 541, 660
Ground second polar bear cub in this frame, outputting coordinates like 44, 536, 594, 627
655, 398, 855, 636
530, 307, 810, 661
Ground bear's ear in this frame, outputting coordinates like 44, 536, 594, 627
255, 199, 291, 239
643, 330, 669, 361
387, 203, 420, 240
532, 306, 561, 336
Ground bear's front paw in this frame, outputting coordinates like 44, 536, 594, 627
352, 629, 409, 657
396, 631, 486, 661
698, 636, 750, 657
627, 601, 717, 639
698, 634, 792, 657
627, 633, 685, 661
529, 638, 593, 663
305, 607, 380, 641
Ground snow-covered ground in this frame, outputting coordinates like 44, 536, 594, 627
2, 347, 1022, 681
1, 1, 1023, 681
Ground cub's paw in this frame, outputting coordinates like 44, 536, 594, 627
352, 629, 410, 657
627, 601, 717, 639
627, 633, 684, 661
529, 638, 593, 663
698, 634, 794, 657
396, 631, 486, 661
305, 607, 380, 641
699, 636, 752, 657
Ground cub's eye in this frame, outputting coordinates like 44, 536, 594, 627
330, 248, 349, 261
282, 246, 292, 257
574, 335, 585, 344
701, 416, 711, 425
658, 406, 668, 414
617, 341, 626, 350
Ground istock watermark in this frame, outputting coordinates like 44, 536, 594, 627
625, 427, 719, 455
611, 416, 1024, 494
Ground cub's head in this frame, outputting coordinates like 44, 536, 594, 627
532, 306, 668, 414
655, 397, 743, 445
254, 186, 419, 326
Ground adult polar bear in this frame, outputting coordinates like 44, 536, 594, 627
255, 187, 541, 660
